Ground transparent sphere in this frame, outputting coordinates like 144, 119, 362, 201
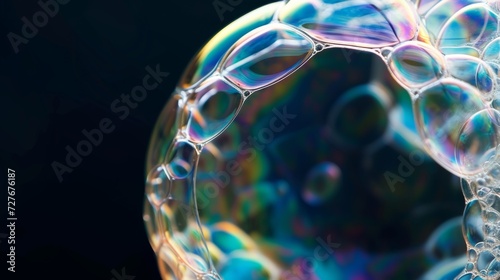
145, 0, 500, 279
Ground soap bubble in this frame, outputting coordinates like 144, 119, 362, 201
145, 0, 500, 279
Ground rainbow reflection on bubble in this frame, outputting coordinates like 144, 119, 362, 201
144, 0, 500, 279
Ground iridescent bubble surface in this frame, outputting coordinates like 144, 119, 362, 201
218, 252, 279, 280
179, 3, 281, 89
165, 140, 197, 180
445, 55, 496, 97
221, 23, 314, 90
146, 94, 183, 172
441, 46, 481, 57
144, 0, 500, 279
146, 164, 171, 207
423, 0, 483, 43
455, 109, 500, 176
482, 37, 500, 62
387, 41, 445, 89
186, 77, 243, 143
278, 0, 418, 47
437, 3, 499, 49
414, 79, 486, 176
463, 200, 485, 246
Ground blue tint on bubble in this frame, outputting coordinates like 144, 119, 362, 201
279, 0, 417, 47
221, 23, 313, 90
463, 200, 485, 246
179, 3, 280, 88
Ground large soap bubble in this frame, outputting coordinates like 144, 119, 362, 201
145, 0, 500, 279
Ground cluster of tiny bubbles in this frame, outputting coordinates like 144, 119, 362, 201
143, 0, 500, 279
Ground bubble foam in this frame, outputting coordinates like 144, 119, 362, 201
145, 0, 500, 279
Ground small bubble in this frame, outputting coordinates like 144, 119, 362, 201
477, 178, 486, 186
465, 262, 474, 271
477, 187, 491, 198
469, 248, 478, 261
477, 250, 495, 271
146, 165, 171, 207
463, 200, 485, 246
144, 1, 500, 278
484, 211, 500, 223
302, 161, 341, 206
165, 140, 197, 179
488, 164, 500, 180
380, 47, 392, 58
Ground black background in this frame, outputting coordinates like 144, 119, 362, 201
0, 0, 274, 279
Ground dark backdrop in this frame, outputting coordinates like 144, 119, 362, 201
0, 0, 273, 279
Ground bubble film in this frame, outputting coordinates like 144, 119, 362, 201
387, 41, 446, 89
414, 79, 486, 176
302, 161, 342, 206
145, 0, 500, 279
436, 3, 498, 49
278, 0, 418, 47
221, 23, 314, 90
456, 109, 500, 175
186, 77, 243, 143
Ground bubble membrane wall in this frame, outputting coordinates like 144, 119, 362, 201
144, 0, 500, 279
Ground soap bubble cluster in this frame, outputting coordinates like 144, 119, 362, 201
144, 0, 500, 279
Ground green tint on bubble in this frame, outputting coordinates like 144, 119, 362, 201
414, 79, 486, 176
278, 0, 417, 48
437, 4, 499, 49
388, 41, 445, 89
424, 0, 482, 43
455, 109, 500, 176
186, 77, 243, 143
218, 252, 278, 280
210, 222, 257, 254
231, 181, 284, 223
221, 23, 314, 90
179, 3, 281, 89
482, 37, 500, 62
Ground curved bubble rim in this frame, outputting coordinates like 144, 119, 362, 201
145, 0, 500, 279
